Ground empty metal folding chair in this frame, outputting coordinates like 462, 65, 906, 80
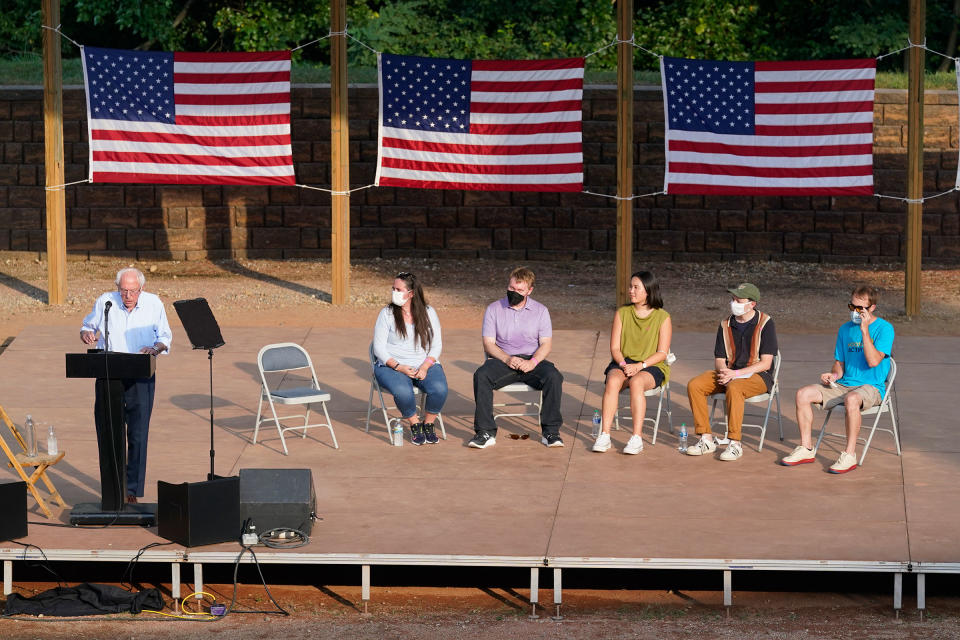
254, 343, 338, 454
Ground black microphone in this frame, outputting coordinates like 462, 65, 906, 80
103, 300, 112, 352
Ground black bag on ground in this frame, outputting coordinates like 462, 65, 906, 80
3, 582, 164, 616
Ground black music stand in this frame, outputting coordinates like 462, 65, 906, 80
173, 298, 226, 480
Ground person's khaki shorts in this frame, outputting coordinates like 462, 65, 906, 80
818, 382, 882, 411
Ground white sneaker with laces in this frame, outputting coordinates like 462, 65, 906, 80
719, 440, 742, 461
592, 432, 611, 452
829, 451, 858, 474
623, 434, 644, 455
684, 436, 717, 456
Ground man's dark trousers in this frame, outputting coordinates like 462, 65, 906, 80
473, 357, 563, 436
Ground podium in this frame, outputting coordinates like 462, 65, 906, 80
65, 352, 157, 526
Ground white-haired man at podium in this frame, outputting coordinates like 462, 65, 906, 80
80, 267, 172, 503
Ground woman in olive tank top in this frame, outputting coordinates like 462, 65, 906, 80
592, 271, 672, 455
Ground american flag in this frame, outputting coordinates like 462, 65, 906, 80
661, 56, 876, 195
375, 53, 584, 192
81, 46, 294, 186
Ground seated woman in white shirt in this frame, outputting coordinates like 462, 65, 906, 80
372, 272, 447, 445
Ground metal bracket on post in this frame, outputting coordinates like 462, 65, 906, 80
171, 562, 181, 611
894, 572, 903, 618
361, 565, 371, 616
723, 570, 732, 616
551, 567, 563, 620
529, 567, 540, 619
194, 562, 203, 601
917, 573, 925, 620
3, 559, 11, 596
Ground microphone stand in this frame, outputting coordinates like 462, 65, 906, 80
103, 301, 112, 352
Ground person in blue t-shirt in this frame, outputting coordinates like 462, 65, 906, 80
780, 285, 895, 474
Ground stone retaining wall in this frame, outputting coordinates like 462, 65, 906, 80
0, 85, 957, 262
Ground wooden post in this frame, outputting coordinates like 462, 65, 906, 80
330, 0, 350, 305
42, 0, 66, 305
905, 0, 925, 317
615, 0, 634, 307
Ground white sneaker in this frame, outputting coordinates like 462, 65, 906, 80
623, 434, 644, 455
719, 440, 743, 461
685, 436, 717, 456
592, 432, 611, 452
829, 451, 858, 474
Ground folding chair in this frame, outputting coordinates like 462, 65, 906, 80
815, 357, 899, 465
707, 350, 784, 451
254, 343, 338, 455
365, 344, 446, 445
0, 405, 67, 519
481, 353, 543, 428
613, 352, 677, 444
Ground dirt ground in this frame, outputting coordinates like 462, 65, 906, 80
1, 256, 959, 341
1, 255, 959, 638
3, 581, 960, 639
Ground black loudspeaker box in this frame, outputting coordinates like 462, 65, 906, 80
157, 476, 241, 547
239, 468, 316, 535
0, 481, 27, 541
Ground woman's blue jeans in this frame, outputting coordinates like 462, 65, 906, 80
374, 363, 448, 419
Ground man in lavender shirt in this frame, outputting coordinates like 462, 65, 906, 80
469, 267, 565, 449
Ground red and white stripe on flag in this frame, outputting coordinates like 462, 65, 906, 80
82, 47, 294, 186
662, 57, 876, 195
376, 54, 584, 192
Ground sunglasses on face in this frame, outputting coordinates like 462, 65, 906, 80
848, 303, 870, 312
508, 433, 530, 440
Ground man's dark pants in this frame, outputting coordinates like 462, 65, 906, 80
94, 375, 155, 498
473, 357, 563, 436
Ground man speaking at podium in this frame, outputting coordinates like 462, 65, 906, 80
80, 267, 172, 504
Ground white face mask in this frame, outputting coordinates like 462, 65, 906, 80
392, 290, 408, 307
730, 300, 749, 316
850, 310, 862, 324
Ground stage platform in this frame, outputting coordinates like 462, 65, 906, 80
1, 324, 957, 611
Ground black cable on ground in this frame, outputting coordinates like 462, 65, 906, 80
222, 545, 289, 617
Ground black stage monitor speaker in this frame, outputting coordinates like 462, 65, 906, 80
157, 476, 241, 547
239, 468, 315, 535
0, 481, 27, 541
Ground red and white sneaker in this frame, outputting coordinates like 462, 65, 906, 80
828, 451, 858, 474
780, 445, 815, 466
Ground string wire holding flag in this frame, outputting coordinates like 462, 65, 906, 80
295, 183, 376, 196
582, 189, 664, 201
584, 36, 661, 61
45, 178, 91, 191
40, 24, 81, 50
874, 187, 959, 205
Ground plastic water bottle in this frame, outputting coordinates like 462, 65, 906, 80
47, 425, 58, 456
24, 414, 37, 457
591, 410, 601, 437
392, 423, 404, 447
677, 423, 688, 453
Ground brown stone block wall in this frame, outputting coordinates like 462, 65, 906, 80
0, 86, 956, 262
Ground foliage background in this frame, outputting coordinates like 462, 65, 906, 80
0, 0, 957, 77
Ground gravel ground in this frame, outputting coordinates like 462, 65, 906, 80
0, 257, 958, 339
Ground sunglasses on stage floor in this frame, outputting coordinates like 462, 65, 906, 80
508, 433, 530, 440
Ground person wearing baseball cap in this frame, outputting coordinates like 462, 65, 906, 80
685, 282, 778, 461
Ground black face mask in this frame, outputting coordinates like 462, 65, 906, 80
506, 289, 525, 306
